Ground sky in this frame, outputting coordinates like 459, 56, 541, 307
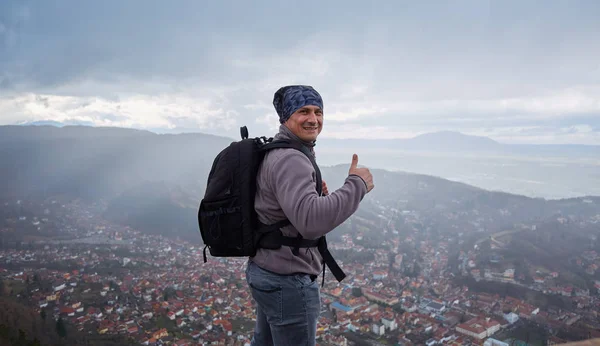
1, 0, 599, 144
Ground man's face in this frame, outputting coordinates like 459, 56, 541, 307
284, 105, 323, 142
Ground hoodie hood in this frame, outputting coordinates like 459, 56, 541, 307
274, 124, 316, 155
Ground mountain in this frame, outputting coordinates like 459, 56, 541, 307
102, 181, 200, 241
407, 131, 502, 151
317, 130, 600, 157
0, 124, 155, 143
0, 125, 233, 199
1, 125, 599, 241
0, 125, 235, 241
317, 131, 502, 153
315, 131, 600, 199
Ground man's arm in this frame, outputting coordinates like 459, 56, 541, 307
269, 151, 367, 239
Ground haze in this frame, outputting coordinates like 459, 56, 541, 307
3, 2, 600, 345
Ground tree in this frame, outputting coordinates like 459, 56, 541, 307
109, 281, 120, 292
392, 303, 405, 314
412, 263, 421, 277
352, 287, 362, 297
18, 328, 27, 345
55, 318, 66, 338
415, 287, 425, 302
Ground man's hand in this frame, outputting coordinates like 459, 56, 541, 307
348, 154, 374, 192
322, 180, 329, 196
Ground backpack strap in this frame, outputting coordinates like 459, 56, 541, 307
260, 139, 322, 254
318, 236, 346, 284
261, 139, 322, 196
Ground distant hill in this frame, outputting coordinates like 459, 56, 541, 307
314, 130, 600, 199
317, 130, 600, 157
1, 125, 599, 241
323, 164, 600, 222
0, 124, 155, 143
319, 131, 502, 152
102, 181, 200, 242
0, 125, 233, 200
407, 131, 502, 151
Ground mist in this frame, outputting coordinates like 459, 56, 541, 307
2, 1, 600, 345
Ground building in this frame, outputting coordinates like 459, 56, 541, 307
381, 318, 397, 331
425, 301, 446, 314
330, 302, 355, 315
373, 271, 388, 280
372, 324, 385, 336
504, 312, 519, 324
484, 338, 510, 346
362, 290, 399, 306
456, 318, 501, 340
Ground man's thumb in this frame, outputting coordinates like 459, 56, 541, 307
350, 153, 359, 169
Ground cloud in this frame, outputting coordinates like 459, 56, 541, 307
320, 124, 418, 140
1, 92, 236, 130
0, 0, 599, 144
255, 113, 280, 132
326, 107, 389, 122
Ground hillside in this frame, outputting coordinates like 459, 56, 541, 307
318, 131, 502, 152
0, 295, 134, 346
317, 130, 600, 157
102, 181, 200, 242
1, 125, 599, 242
0, 125, 233, 201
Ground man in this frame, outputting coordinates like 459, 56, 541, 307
245, 85, 374, 345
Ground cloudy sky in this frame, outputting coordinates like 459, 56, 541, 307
1, 0, 599, 144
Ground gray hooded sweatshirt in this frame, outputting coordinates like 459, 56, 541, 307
250, 124, 368, 276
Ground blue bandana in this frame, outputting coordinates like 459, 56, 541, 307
273, 85, 323, 124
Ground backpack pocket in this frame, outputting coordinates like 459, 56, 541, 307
198, 195, 245, 256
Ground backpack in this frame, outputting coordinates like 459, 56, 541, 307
197, 126, 346, 285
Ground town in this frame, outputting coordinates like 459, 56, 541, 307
1, 196, 600, 346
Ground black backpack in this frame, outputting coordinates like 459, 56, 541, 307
198, 126, 346, 285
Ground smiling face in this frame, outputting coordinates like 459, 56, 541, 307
284, 105, 323, 142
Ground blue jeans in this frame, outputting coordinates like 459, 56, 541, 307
245, 261, 321, 346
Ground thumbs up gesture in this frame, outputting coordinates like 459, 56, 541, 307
348, 154, 374, 192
